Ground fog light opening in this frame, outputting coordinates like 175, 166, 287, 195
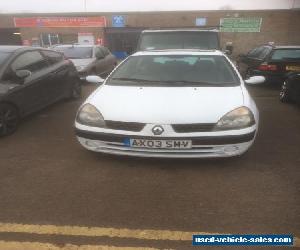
224, 146, 239, 153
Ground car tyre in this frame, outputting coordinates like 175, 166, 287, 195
279, 81, 291, 103
0, 103, 19, 137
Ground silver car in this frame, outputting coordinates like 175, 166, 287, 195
54, 44, 117, 78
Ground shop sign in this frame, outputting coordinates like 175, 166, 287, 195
14, 17, 107, 28
220, 18, 262, 32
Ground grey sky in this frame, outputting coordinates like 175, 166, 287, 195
0, 0, 299, 13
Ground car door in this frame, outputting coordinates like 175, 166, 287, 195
2, 50, 52, 115
41, 50, 71, 101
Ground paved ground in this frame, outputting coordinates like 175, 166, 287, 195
0, 84, 299, 249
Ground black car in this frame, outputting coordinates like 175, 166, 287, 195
280, 72, 300, 104
238, 45, 300, 84
0, 46, 81, 136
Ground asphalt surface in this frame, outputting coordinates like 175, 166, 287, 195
0, 84, 299, 249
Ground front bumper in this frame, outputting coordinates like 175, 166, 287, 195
75, 128, 257, 158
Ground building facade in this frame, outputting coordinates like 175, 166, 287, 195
0, 10, 299, 57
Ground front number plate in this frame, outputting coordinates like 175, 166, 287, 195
124, 138, 192, 149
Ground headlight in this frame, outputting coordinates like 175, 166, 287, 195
76, 104, 105, 127
76, 66, 85, 71
215, 107, 255, 130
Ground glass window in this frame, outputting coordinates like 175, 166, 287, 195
139, 32, 219, 50
42, 50, 64, 65
40, 33, 61, 47
247, 47, 263, 58
55, 46, 93, 59
11, 51, 48, 72
271, 49, 300, 60
258, 47, 272, 59
108, 55, 239, 86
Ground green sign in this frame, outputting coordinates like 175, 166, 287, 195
220, 18, 262, 32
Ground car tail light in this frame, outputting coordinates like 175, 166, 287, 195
258, 63, 278, 71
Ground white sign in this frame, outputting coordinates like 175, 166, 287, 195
195, 18, 207, 26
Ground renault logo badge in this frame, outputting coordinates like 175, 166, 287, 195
152, 125, 164, 135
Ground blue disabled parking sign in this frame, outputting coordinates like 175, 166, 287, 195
112, 15, 125, 27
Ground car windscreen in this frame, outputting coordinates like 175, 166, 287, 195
0, 52, 11, 67
55, 46, 93, 59
271, 49, 300, 61
107, 55, 239, 87
139, 32, 219, 50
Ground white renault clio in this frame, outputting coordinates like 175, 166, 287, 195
75, 50, 264, 158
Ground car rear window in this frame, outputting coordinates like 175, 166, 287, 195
271, 49, 300, 60
0, 52, 11, 67
108, 54, 239, 87
55, 46, 93, 59
139, 32, 219, 50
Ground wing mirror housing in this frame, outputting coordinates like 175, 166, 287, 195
16, 70, 31, 79
244, 76, 265, 85
86, 75, 105, 84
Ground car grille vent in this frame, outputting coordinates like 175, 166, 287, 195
172, 123, 216, 133
106, 121, 145, 132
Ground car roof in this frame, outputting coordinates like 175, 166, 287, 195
132, 50, 224, 56
142, 29, 219, 33
273, 45, 300, 49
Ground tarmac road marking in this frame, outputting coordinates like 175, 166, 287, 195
0, 222, 202, 241
0, 222, 299, 247
0, 241, 160, 250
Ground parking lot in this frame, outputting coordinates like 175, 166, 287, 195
0, 84, 299, 249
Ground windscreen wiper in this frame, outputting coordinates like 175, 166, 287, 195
111, 77, 161, 82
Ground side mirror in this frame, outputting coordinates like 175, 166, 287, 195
86, 75, 105, 84
16, 70, 31, 79
245, 76, 265, 85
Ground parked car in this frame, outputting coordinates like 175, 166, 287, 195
75, 50, 264, 158
280, 72, 300, 103
238, 45, 300, 84
137, 29, 221, 51
0, 46, 81, 137
54, 44, 117, 78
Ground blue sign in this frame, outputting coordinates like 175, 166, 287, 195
112, 15, 125, 27
195, 18, 207, 26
